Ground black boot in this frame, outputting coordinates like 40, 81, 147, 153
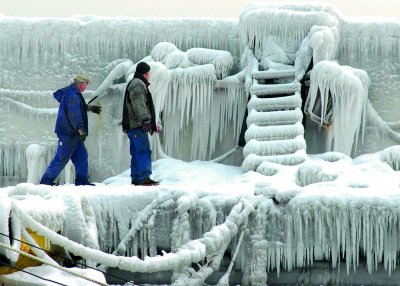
75, 175, 95, 186
138, 177, 159, 186
40, 175, 57, 186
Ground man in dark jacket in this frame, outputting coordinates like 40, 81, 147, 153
122, 62, 160, 186
40, 75, 101, 186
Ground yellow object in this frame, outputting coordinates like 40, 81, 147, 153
0, 229, 49, 275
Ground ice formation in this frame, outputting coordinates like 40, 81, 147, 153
304, 61, 369, 155
2, 1, 400, 285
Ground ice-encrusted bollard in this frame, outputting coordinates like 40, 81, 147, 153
64, 160, 75, 184
25, 144, 46, 184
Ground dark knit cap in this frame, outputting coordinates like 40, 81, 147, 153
135, 62, 151, 75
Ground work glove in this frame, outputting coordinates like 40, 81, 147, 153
88, 105, 102, 114
142, 121, 152, 133
77, 128, 87, 142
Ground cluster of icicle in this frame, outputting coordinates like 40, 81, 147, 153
0, 88, 60, 184
0, 16, 239, 90
304, 61, 369, 156
3, 186, 263, 285
135, 42, 246, 161
285, 189, 400, 276
239, 3, 339, 56
0, 143, 56, 184
339, 19, 400, 64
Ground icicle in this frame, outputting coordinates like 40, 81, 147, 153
339, 20, 400, 65
0, 17, 240, 90
163, 65, 216, 160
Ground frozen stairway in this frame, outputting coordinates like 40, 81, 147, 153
242, 62, 307, 173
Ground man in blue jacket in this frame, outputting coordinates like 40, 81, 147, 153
40, 75, 101, 186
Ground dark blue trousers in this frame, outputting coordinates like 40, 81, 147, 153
127, 128, 152, 183
40, 135, 88, 185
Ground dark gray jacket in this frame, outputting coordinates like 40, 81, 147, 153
122, 75, 156, 132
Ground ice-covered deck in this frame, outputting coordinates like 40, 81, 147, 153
2, 147, 400, 285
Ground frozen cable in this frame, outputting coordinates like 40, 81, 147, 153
216, 224, 247, 286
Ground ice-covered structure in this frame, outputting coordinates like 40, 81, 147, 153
2, 2, 400, 285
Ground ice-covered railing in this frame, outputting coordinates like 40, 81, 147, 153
304, 61, 369, 156
0, 97, 57, 121
239, 3, 339, 56
0, 89, 56, 108
242, 2, 340, 18
0, 16, 239, 90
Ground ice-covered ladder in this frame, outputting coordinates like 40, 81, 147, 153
242, 53, 307, 174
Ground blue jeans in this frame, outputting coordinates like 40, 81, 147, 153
127, 128, 152, 182
40, 135, 88, 184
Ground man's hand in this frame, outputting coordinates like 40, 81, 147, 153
88, 105, 102, 114
77, 128, 87, 141
143, 121, 152, 133
155, 124, 162, 133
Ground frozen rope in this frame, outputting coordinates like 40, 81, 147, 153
172, 197, 258, 285
216, 224, 246, 286
211, 146, 240, 163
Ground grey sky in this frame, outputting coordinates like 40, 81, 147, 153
2, 0, 400, 18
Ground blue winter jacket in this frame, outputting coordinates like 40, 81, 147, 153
53, 84, 88, 136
